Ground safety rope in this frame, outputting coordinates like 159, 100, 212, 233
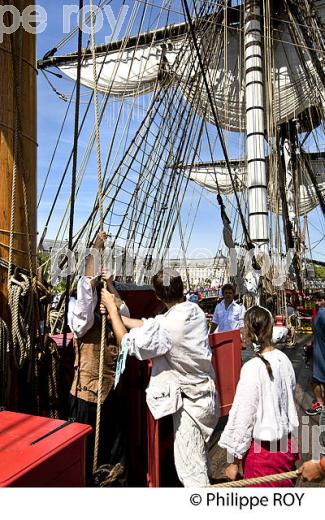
210, 470, 299, 488
89, 0, 107, 474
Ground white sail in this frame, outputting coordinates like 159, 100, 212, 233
184, 161, 246, 194
60, 36, 187, 97
59, 15, 324, 131
183, 155, 325, 216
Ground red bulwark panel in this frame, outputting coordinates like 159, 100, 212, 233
0, 411, 91, 487
117, 289, 163, 485
209, 330, 242, 417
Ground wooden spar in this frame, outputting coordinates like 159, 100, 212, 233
0, 0, 37, 322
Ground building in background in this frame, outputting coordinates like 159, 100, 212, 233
166, 255, 228, 289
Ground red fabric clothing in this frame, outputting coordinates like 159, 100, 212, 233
242, 438, 300, 487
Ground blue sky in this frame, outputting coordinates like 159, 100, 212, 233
36, 1, 325, 260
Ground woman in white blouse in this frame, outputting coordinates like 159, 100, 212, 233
218, 306, 299, 487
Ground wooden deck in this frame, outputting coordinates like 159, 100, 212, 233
209, 335, 325, 487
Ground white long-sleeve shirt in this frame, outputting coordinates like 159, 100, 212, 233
68, 276, 129, 338
218, 348, 299, 459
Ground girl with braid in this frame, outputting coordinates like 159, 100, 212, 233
218, 306, 299, 487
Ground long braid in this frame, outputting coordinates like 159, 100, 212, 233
255, 351, 274, 380
246, 307, 274, 380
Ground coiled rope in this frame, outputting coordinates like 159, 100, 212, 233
8, 273, 34, 369
210, 470, 299, 488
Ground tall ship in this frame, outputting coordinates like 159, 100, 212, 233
0, 0, 324, 487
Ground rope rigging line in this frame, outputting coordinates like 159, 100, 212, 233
62, 0, 84, 353
154, 93, 210, 265
63, 1, 205, 276
89, 0, 107, 474
155, 87, 210, 261
40, 69, 68, 102
38, 0, 134, 249
39, 0, 146, 252
50, 0, 113, 52
48, 0, 165, 338
37, 79, 76, 208
181, 0, 253, 250
107, 4, 215, 262
45, 0, 201, 254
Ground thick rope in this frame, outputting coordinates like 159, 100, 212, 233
8, 14, 24, 286
210, 470, 299, 488
89, 0, 107, 474
8, 274, 34, 369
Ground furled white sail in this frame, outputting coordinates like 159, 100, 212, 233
60, 36, 187, 97
59, 13, 324, 131
183, 155, 325, 215
184, 161, 246, 195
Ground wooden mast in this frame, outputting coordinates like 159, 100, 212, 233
0, 0, 37, 322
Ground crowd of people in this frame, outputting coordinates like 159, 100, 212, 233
67, 232, 325, 487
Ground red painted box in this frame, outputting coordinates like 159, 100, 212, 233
209, 329, 242, 417
0, 411, 91, 487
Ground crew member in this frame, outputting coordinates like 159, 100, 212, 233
68, 231, 130, 485
210, 283, 245, 334
101, 268, 219, 487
